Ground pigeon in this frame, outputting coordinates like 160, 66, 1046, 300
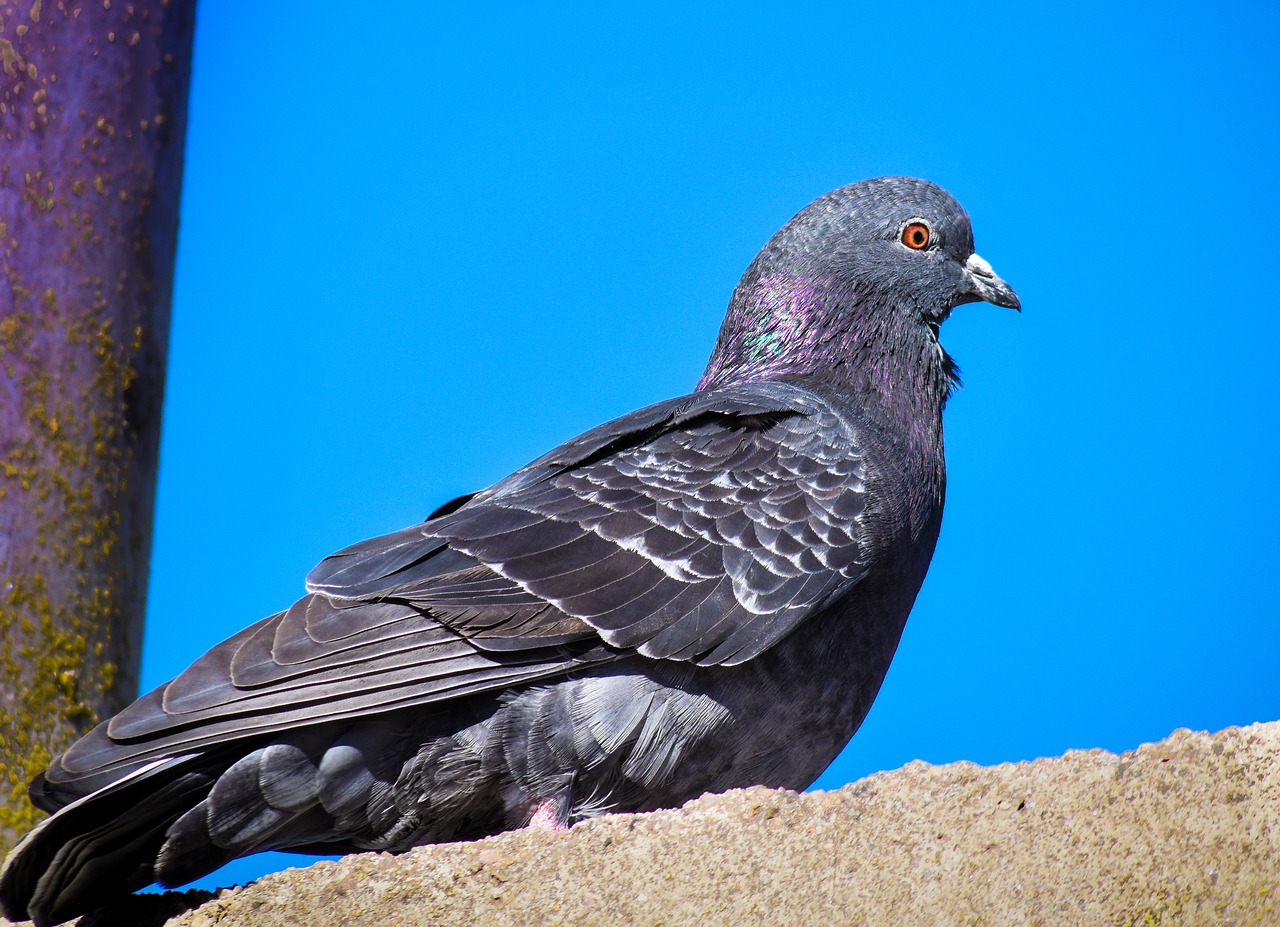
0, 176, 1018, 927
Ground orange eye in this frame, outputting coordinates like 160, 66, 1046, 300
901, 222, 930, 250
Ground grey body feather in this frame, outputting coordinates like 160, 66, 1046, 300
0, 176, 1017, 927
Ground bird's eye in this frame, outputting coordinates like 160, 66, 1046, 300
901, 222, 930, 250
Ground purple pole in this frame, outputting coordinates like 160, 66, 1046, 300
0, 0, 195, 849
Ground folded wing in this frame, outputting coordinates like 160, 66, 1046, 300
45, 381, 872, 799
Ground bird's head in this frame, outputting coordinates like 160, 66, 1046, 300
698, 176, 1018, 392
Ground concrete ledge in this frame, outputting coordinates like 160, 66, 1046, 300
8, 722, 1278, 926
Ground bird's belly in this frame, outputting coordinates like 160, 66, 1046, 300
511, 591, 914, 819
672, 605, 906, 794
372, 582, 920, 847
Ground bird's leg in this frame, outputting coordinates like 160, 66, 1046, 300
527, 793, 571, 833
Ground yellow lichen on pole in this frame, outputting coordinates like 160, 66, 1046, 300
0, 0, 195, 852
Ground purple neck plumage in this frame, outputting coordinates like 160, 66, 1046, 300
697, 268, 954, 519
696, 272, 834, 391
697, 270, 955, 408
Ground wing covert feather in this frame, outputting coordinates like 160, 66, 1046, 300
309, 381, 872, 666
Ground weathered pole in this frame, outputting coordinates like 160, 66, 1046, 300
0, 0, 196, 851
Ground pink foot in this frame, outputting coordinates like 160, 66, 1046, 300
528, 798, 570, 832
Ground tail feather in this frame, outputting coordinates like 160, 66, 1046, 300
0, 756, 212, 927
3, 740, 356, 925
1, 713, 501, 925
152, 745, 332, 888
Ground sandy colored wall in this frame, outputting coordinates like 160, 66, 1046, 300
5, 722, 1276, 927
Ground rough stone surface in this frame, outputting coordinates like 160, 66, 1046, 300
5, 722, 1277, 927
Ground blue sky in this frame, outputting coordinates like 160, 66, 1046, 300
143, 1, 1279, 890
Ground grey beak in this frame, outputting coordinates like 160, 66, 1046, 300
964, 252, 1020, 311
